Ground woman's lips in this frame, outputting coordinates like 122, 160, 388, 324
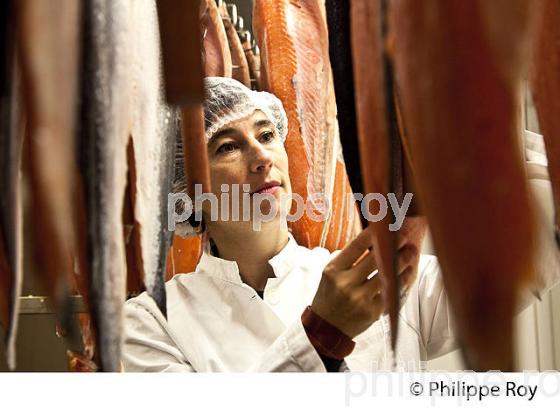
252, 181, 281, 195
255, 185, 280, 195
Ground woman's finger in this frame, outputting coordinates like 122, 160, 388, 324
329, 226, 374, 270
349, 251, 378, 283
361, 272, 382, 296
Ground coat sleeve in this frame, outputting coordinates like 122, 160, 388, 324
247, 318, 332, 372
407, 132, 560, 361
122, 300, 196, 372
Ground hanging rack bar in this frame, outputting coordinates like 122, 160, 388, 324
18, 291, 145, 314
18, 295, 86, 315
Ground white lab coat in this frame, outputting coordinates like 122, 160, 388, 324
122, 131, 560, 372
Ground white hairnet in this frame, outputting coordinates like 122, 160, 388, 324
204, 76, 288, 142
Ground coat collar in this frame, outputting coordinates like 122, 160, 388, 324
195, 233, 299, 285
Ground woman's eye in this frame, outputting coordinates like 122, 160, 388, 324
259, 131, 275, 143
217, 142, 237, 154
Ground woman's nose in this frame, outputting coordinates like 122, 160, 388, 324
249, 143, 273, 173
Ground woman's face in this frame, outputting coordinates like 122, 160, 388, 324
203, 110, 291, 226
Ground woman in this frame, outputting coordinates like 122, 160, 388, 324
122, 77, 560, 372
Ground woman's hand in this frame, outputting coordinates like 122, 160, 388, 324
311, 217, 426, 340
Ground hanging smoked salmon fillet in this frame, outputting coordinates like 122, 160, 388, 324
157, 0, 209, 279
76, 0, 132, 372
156, 0, 205, 106
163, 106, 209, 280
530, 0, 560, 248
220, 3, 251, 87
127, 0, 178, 319
253, 0, 360, 252
241, 32, 262, 91
349, 0, 403, 351
390, 0, 537, 370
202, 0, 232, 77
17, 0, 81, 340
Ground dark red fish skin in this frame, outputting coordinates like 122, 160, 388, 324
530, 0, 560, 247
391, 0, 536, 370
156, 0, 205, 105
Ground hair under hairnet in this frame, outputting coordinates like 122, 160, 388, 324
203, 76, 288, 142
